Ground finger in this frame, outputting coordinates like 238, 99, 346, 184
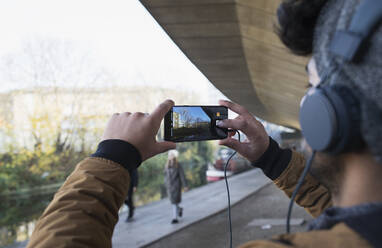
150, 99, 175, 127
155, 141, 176, 154
216, 119, 248, 132
219, 137, 244, 153
219, 99, 249, 116
228, 130, 236, 138
132, 112, 145, 118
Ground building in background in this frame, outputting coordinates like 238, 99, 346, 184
0, 86, 212, 151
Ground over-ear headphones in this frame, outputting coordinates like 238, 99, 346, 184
299, 0, 382, 154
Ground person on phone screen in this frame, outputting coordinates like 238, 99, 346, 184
164, 149, 188, 224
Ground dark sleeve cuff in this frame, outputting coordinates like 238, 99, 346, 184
251, 137, 292, 180
91, 139, 142, 173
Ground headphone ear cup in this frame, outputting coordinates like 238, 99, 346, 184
300, 85, 361, 154
300, 88, 338, 152
329, 85, 363, 152
321, 86, 351, 153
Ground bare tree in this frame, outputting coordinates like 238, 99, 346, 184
0, 37, 112, 151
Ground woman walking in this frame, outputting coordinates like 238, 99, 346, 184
164, 150, 188, 224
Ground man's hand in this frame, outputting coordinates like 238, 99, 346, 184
102, 99, 176, 161
217, 100, 270, 162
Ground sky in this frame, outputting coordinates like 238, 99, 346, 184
0, 0, 220, 96
175, 107, 210, 123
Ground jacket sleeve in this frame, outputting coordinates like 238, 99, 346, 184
253, 137, 332, 217
27, 157, 130, 248
274, 151, 332, 217
27, 139, 142, 248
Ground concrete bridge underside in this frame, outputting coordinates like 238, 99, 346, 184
140, 0, 309, 129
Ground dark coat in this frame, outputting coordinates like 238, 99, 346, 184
125, 169, 138, 207
129, 169, 138, 189
164, 162, 187, 204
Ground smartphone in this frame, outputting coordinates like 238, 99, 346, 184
164, 105, 228, 142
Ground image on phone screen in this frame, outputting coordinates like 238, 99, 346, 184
165, 106, 228, 142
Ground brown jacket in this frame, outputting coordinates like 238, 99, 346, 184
240, 152, 371, 248
27, 152, 372, 248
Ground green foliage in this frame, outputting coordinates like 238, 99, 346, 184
0, 194, 54, 246
0, 131, 217, 247
0, 147, 87, 194
178, 141, 215, 188
135, 153, 167, 205
0, 100, 102, 194
0, 138, 217, 206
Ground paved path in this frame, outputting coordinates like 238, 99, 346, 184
146, 183, 314, 248
112, 169, 271, 247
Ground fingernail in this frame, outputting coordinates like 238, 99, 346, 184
216, 120, 223, 127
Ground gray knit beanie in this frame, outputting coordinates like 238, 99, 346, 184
313, 0, 382, 163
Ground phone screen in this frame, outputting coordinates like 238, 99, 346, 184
164, 106, 228, 142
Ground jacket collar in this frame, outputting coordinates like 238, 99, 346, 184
309, 202, 382, 248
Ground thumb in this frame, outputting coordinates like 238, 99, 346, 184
155, 141, 176, 154
219, 137, 243, 153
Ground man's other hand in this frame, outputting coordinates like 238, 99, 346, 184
217, 100, 269, 162
102, 99, 176, 161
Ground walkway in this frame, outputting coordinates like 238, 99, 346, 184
112, 168, 271, 247
146, 183, 313, 248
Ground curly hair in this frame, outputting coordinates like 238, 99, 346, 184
275, 0, 328, 56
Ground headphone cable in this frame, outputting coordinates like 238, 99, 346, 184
286, 150, 316, 233
223, 132, 315, 238
224, 130, 240, 248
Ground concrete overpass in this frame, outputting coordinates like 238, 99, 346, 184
140, 0, 308, 129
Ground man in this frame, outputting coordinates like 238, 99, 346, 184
27, 0, 382, 247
